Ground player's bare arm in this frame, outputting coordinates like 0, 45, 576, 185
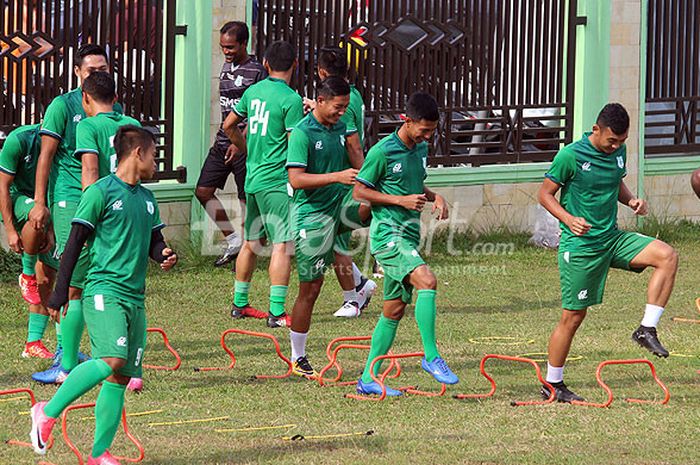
223, 112, 247, 155
538, 177, 591, 236
618, 180, 648, 215
288, 166, 358, 190
81, 153, 100, 189
0, 172, 21, 253
424, 186, 448, 220
354, 181, 427, 211
345, 133, 363, 170
28, 135, 60, 230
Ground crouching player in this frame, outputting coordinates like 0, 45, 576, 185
30, 126, 177, 464
354, 92, 458, 396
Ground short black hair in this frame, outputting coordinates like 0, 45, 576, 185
318, 46, 347, 78
406, 92, 440, 122
317, 76, 350, 99
114, 125, 156, 162
220, 21, 249, 44
81, 71, 115, 104
75, 43, 108, 68
264, 41, 295, 72
596, 103, 629, 135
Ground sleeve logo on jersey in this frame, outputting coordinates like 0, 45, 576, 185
24, 154, 32, 163
73, 115, 82, 123
146, 201, 155, 215
616, 156, 624, 169
112, 200, 123, 211
581, 162, 592, 172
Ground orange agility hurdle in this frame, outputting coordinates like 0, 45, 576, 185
453, 354, 556, 406
570, 359, 670, 408
318, 336, 401, 386
345, 352, 446, 401
143, 327, 181, 371
62, 403, 144, 464
2, 387, 55, 451
193, 329, 293, 379
670, 298, 700, 324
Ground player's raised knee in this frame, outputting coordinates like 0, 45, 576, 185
412, 266, 437, 290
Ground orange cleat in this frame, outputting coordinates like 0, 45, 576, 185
22, 340, 54, 359
19, 273, 41, 305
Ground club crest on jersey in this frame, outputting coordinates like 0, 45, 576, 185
581, 162, 591, 172
315, 140, 323, 150
234, 75, 244, 87
112, 200, 123, 211
616, 156, 624, 169
392, 163, 402, 174
73, 115, 82, 123
146, 201, 155, 215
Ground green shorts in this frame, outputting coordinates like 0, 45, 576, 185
83, 294, 147, 378
294, 190, 369, 282
6, 195, 60, 269
559, 230, 655, 310
373, 238, 425, 304
52, 201, 89, 288
244, 188, 291, 244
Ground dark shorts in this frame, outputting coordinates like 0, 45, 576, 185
197, 143, 246, 201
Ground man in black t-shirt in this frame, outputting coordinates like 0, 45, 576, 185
196, 21, 266, 267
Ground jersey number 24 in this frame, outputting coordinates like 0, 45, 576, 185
249, 99, 270, 137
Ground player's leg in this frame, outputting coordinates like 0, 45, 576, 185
91, 301, 145, 462
231, 193, 266, 319
15, 196, 41, 305
356, 297, 405, 396
542, 249, 608, 402
260, 189, 293, 327
616, 234, 677, 357
30, 295, 127, 455
195, 145, 241, 267
408, 264, 459, 384
22, 260, 54, 359
290, 278, 324, 377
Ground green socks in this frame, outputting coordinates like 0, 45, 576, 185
269, 285, 288, 317
44, 359, 113, 418
55, 322, 63, 348
415, 289, 440, 362
21, 253, 37, 275
61, 299, 85, 371
92, 381, 126, 458
361, 315, 400, 383
27, 313, 49, 343
233, 280, 250, 307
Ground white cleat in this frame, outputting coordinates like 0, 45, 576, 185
334, 301, 361, 318
355, 277, 377, 310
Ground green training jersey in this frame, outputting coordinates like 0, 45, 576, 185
0, 124, 46, 199
287, 112, 355, 229
357, 131, 428, 251
73, 174, 165, 303
545, 132, 627, 250
40, 88, 122, 203
233, 77, 304, 194
342, 85, 365, 146
74, 112, 141, 179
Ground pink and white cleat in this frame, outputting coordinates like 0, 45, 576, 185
87, 450, 123, 465
126, 377, 143, 392
29, 401, 56, 455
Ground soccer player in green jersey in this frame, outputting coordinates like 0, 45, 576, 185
307, 46, 377, 319
286, 77, 370, 376
354, 92, 459, 396
0, 124, 59, 359
30, 44, 120, 385
223, 41, 304, 328
30, 126, 177, 465
538, 103, 678, 403
76, 72, 141, 187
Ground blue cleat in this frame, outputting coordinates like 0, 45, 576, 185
421, 357, 459, 384
32, 365, 70, 385
356, 378, 403, 397
51, 347, 91, 368
77, 351, 91, 363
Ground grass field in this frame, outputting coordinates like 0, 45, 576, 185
1, 226, 699, 465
